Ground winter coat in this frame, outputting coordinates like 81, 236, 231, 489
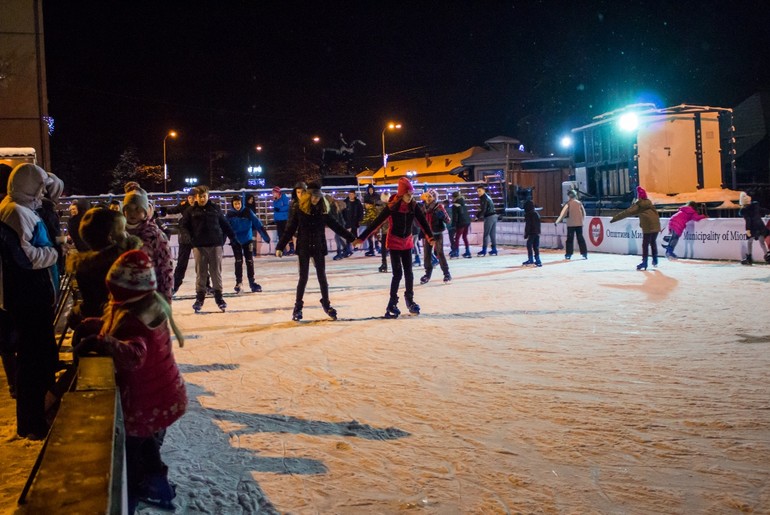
126, 219, 175, 302
363, 186, 379, 206
610, 198, 661, 233
0, 164, 59, 312
424, 201, 449, 234
555, 198, 586, 227
451, 197, 471, 228
523, 201, 541, 238
65, 236, 142, 324
273, 193, 290, 222
667, 205, 706, 236
166, 199, 193, 245
181, 201, 235, 248
85, 302, 187, 438
343, 197, 364, 228
739, 202, 770, 238
226, 205, 271, 245
358, 197, 432, 251
276, 195, 355, 255
67, 198, 91, 251
476, 193, 496, 219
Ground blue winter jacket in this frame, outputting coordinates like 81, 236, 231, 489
273, 194, 290, 222
226, 206, 271, 245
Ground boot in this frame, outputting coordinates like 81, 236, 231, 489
287, 241, 295, 256
636, 260, 648, 271
365, 249, 375, 257
420, 272, 431, 284
443, 273, 452, 283
378, 263, 388, 273
489, 246, 498, 256
249, 281, 262, 293
413, 255, 421, 266
405, 295, 420, 315
477, 248, 487, 256
320, 299, 337, 320
234, 282, 242, 294
463, 247, 472, 259
192, 292, 205, 313
292, 300, 303, 321
333, 252, 344, 261
522, 258, 534, 266
137, 466, 176, 510
740, 254, 752, 266
384, 297, 400, 319
652, 256, 659, 267
214, 291, 227, 312
666, 249, 678, 259
535, 257, 542, 267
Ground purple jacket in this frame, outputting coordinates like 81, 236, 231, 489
668, 205, 706, 236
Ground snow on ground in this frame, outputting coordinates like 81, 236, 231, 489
3, 247, 770, 514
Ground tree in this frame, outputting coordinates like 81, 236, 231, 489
109, 147, 163, 193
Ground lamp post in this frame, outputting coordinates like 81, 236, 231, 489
303, 136, 320, 175
163, 130, 177, 193
381, 122, 401, 184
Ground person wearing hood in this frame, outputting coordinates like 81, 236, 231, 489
663, 201, 707, 259
419, 189, 451, 283
123, 187, 174, 302
0, 163, 61, 439
355, 177, 433, 318
522, 200, 542, 267
226, 194, 271, 293
738, 192, 770, 265
67, 198, 91, 251
275, 183, 356, 322
610, 186, 661, 270
451, 191, 472, 258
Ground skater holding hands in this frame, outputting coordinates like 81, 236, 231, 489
355, 177, 433, 318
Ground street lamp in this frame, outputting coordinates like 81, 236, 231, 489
381, 122, 402, 184
303, 136, 320, 174
163, 130, 177, 193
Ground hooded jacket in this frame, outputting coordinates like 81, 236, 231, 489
523, 200, 541, 238
227, 199, 271, 245
424, 200, 449, 234
739, 202, 770, 237
451, 195, 471, 228
667, 205, 706, 236
273, 192, 290, 222
610, 198, 661, 233
276, 192, 355, 255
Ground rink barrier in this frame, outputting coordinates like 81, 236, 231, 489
17, 357, 126, 514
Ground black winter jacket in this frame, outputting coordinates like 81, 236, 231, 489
276, 200, 355, 255
451, 197, 471, 228
181, 201, 235, 248
523, 201, 541, 238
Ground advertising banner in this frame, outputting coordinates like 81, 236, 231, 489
584, 216, 765, 261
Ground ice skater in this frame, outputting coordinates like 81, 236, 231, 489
275, 183, 356, 321
738, 192, 770, 265
522, 200, 542, 266
554, 189, 588, 260
355, 177, 433, 318
419, 189, 451, 283
226, 194, 271, 293
610, 186, 661, 270
663, 201, 706, 259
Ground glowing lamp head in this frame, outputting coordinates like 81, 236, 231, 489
618, 113, 639, 132
560, 136, 573, 149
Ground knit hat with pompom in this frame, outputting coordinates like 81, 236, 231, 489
106, 249, 157, 302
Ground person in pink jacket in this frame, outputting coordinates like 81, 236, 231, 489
663, 201, 706, 259
75, 249, 187, 512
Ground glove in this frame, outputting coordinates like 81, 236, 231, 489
554, 222, 558, 226
73, 335, 109, 356
746, 230, 752, 238
276, 250, 283, 258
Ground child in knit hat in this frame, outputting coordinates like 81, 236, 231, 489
355, 177, 434, 317
73, 249, 186, 512
123, 187, 174, 301
419, 189, 451, 283
738, 192, 769, 265
610, 186, 661, 270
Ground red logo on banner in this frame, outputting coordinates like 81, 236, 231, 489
589, 217, 604, 247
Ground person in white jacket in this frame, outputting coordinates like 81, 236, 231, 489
554, 189, 588, 259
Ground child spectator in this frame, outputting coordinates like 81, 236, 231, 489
181, 186, 236, 312
663, 201, 706, 259
554, 189, 588, 260
226, 195, 271, 293
738, 192, 770, 265
610, 186, 661, 270
420, 189, 451, 283
522, 200, 542, 266
73, 249, 187, 512
276, 183, 356, 321
451, 190, 472, 258
355, 177, 433, 318
123, 187, 174, 302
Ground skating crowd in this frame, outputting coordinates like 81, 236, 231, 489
1, 161, 769, 513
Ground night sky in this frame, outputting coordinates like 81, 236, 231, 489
41, 1, 770, 193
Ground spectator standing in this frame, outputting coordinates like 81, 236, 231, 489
67, 198, 91, 251
554, 189, 588, 260
226, 195, 270, 293
343, 189, 363, 256
610, 186, 661, 270
476, 185, 498, 256
355, 177, 433, 318
181, 186, 236, 312
522, 200, 542, 266
275, 184, 356, 321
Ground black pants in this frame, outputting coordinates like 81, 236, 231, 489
173, 243, 192, 291
642, 233, 658, 262
423, 232, 449, 277
526, 234, 540, 261
231, 241, 255, 284
566, 226, 587, 257
295, 249, 329, 305
389, 249, 414, 303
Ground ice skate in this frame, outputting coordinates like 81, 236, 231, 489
522, 259, 534, 266
477, 248, 487, 257
462, 249, 472, 259
292, 301, 303, 321
365, 250, 375, 257
443, 273, 452, 283
137, 466, 176, 510
234, 282, 242, 294
405, 298, 420, 315
321, 299, 337, 320
384, 298, 400, 319
535, 259, 542, 267
564, 254, 572, 260
378, 263, 388, 273
636, 261, 648, 271
214, 292, 226, 312
192, 293, 205, 313
666, 250, 678, 260
249, 281, 262, 293
489, 247, 498, 256
652, 256, 659, 267
740, 254, 752, 266
420, 274, 431, 284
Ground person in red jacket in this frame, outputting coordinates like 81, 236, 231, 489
355, 177, 433, 318
74, 249, 187, 512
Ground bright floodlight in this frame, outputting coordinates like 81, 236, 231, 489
619, 112, 639, 132
560, 136, 573, 149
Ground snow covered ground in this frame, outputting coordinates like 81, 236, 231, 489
3, 247, 770, 514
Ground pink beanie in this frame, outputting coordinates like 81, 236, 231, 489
636, 186, 648, 199
397, 177, 414, 196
